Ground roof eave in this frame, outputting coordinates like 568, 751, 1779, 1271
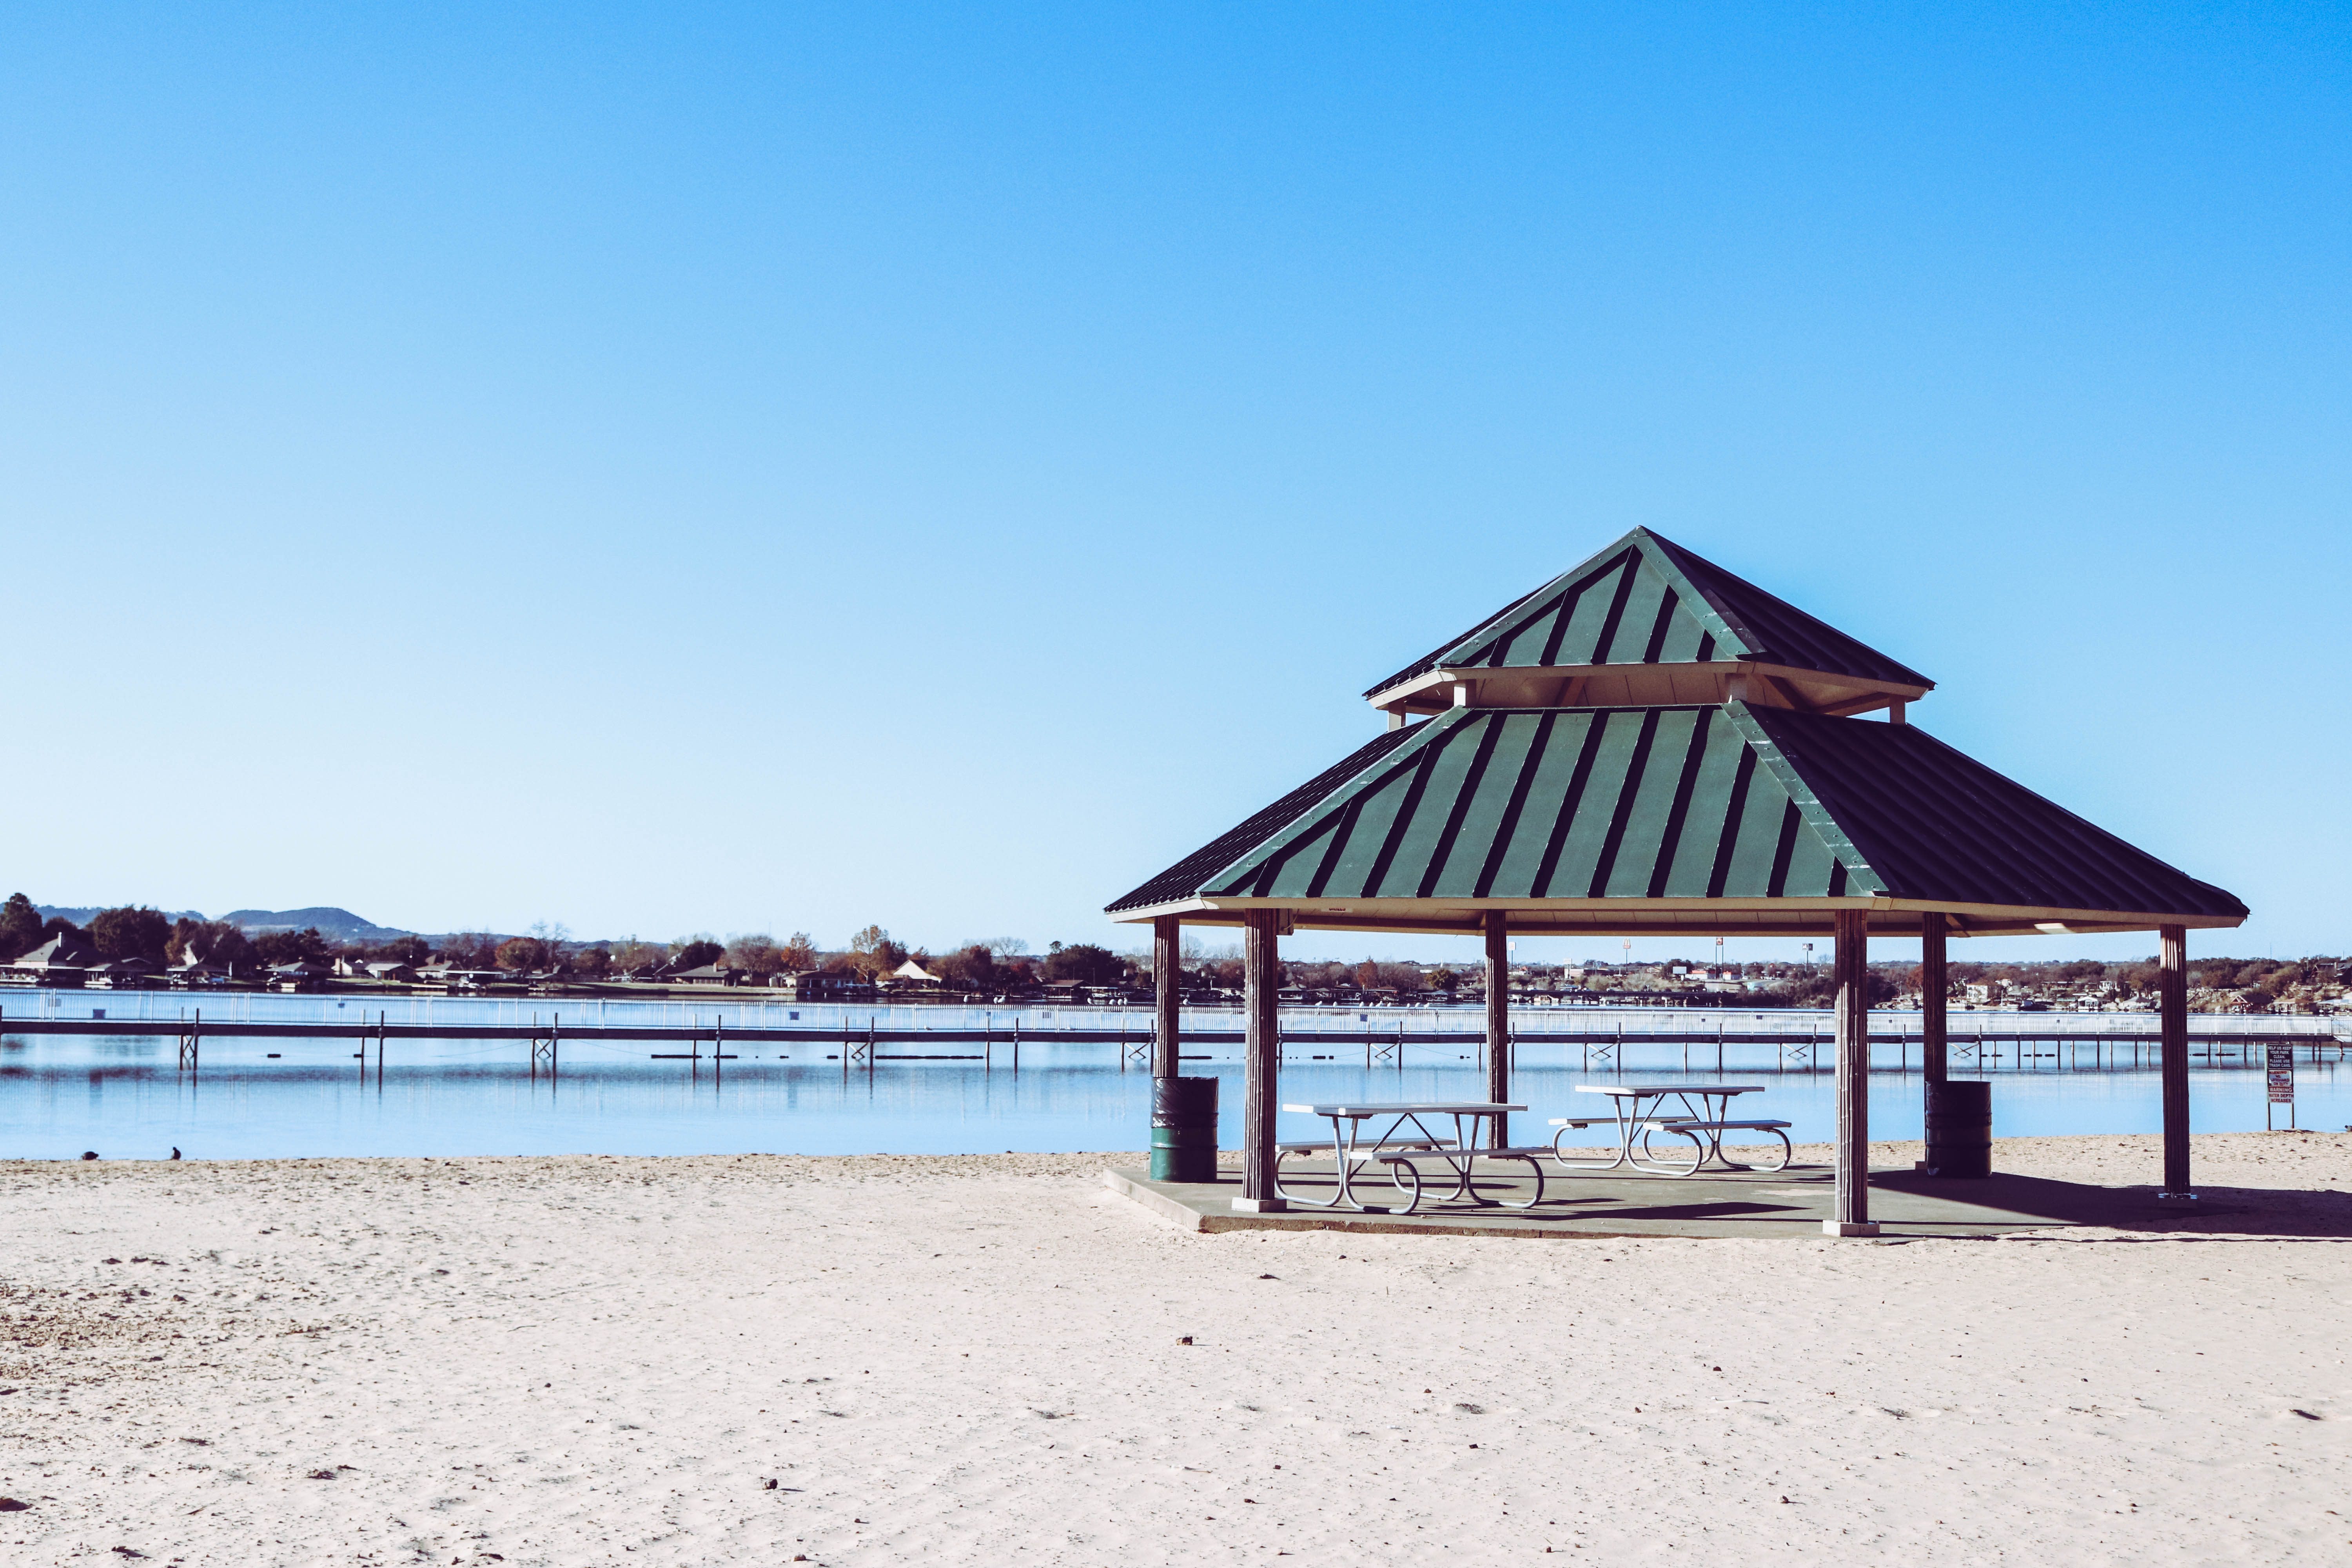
1109, 894, 2245, 937
1366, 661, 1934, 716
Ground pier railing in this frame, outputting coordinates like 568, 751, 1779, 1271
2, 989, 2342, 1073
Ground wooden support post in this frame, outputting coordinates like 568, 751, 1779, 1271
1827, 910, 1877, 1236
1153, 915, 1181, 1080
1483, 911, 1510, 1147
1238, 909, 1283, 1210
1920, 912, 1948, 1085
2160, 924, 2192, 1198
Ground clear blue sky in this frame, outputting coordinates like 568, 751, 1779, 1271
5, 4, 2345, 965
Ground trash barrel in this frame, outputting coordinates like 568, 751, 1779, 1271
1923, 1079, 1992, 1178
1150, 1075, 1219, 1182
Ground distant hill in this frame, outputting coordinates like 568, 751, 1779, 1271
38, 904, 206, 927
32, 902, 594, 949
217, 907, 416, 942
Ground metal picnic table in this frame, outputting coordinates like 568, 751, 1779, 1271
1551, 1083, 1791, 1176
1274, 1102, 1544, 1214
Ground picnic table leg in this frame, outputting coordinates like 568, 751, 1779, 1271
1445, 1113, 1478, 1203
1335, 1116, 1359, 1208
1704, 1093, 1732, 1169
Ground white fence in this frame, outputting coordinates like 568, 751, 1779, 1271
4, 987, 2343, 1040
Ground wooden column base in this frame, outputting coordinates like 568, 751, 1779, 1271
1821, 1221, 1882, 1237
1230, 1197, 1289, 1214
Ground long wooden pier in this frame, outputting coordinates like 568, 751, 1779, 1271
0, 1012, 2341, 1071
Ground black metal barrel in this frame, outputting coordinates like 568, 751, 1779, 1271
1924, 1079, 1992, 1178
1150, 1075, 1219, 1182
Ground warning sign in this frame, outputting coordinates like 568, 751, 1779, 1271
2267, 1043, 2295, 1104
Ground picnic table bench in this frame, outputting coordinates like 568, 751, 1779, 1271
1550, 1085, 1791, 1176
1274, 1103, 1546, 1214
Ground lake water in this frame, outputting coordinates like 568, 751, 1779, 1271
3, 995, 2344, 1159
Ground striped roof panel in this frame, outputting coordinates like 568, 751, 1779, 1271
1365, 528, 1933, 698
1106, 704, 2244, 923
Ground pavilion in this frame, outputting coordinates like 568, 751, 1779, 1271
1107, 528, 2246, 1234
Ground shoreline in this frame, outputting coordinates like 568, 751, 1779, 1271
10, 1125, 2346, 1163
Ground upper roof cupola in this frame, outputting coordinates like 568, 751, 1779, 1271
1367, 527, 1932, 723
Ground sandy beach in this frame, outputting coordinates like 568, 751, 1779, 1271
4, 1132, 2348, 1566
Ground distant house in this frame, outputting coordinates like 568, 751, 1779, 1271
366, 961, 418, 984
417, 965, 502, 990
3, 934, 101, 988
169, 960, 229, 987
889, 958, 941, 984
271, 962, 330, 993
778, 970, 869, 1001
86, 956, 159, 989
667, 963, 739, 987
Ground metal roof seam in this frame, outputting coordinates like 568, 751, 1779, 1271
1809, 722, 2058, 908
1529, 713, 1610, 895
1761, 713, 2087, 909
1757, 710, 2244, 920
1721, 702, 1887, 897
1775, 721, 1971, 902
1210, 724, 1443, 899
1103, 722, 1422, 911
1892, 722, 2241, 916
1470, 711, 1559, 898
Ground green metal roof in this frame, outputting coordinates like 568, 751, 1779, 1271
1108, 703, 2245, 936
1365, 528, 1933, 701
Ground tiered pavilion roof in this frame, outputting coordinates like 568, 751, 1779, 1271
1111, 528, 2243, 1230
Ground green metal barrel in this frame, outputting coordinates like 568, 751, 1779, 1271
1923, 1079, 1991, 1178
1150, 1075, 1219, 1182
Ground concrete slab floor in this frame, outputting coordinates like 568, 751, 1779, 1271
1103, 1159, 2269, 1240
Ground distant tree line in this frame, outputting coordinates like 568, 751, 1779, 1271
4, 893, 2340, 1010
0, 897, 1160, 995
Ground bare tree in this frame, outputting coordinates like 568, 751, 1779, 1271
725, 933, 784, 975
610, 938, 664, 973
850, 925, 908, 978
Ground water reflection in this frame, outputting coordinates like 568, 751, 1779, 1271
0, 1030, 2341, 1160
